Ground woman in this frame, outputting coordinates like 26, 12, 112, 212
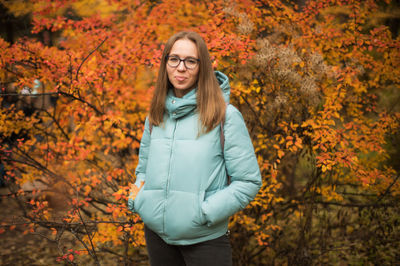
128, 31, 261, 266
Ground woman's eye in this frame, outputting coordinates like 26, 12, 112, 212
187, 59, 197, 64
169, 57, 179, 62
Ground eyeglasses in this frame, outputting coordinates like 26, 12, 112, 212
166, 55, 200, 70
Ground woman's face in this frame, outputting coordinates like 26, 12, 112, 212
167, 39, 200, 98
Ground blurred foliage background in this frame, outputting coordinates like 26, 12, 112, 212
0, 0, 399, 265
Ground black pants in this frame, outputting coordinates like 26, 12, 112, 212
144, 225, 232, 266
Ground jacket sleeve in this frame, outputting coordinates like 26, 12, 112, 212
128, 117, 151, 212
201, 105, 262, 226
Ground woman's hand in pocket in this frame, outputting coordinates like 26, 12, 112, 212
128, 181, 144, 200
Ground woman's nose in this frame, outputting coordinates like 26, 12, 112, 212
177, 61, 186, 71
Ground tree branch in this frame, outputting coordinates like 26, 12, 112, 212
75, 37, 108, 81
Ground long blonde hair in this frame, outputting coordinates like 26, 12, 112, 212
149, 31, 226, 133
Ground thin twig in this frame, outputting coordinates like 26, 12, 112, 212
0, 92, 58, 97
75, 37, 108, 81
77, 206, 100, 265
376, 175, 400, 203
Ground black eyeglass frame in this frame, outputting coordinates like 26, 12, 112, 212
166, 55, 200, 70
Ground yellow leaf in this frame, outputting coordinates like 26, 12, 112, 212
84, 185, 92, 195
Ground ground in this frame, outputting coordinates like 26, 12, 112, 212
0, 187, 149, 265
0, 187, 62, 265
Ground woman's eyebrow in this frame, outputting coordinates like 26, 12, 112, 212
169, 53, 197, 59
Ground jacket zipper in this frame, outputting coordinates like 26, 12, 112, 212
163, 119, 178, 235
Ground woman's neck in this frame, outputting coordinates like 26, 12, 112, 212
173, 87, 194, 98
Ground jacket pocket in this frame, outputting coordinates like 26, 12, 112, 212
165, 191, 208, 239
198, 191, 206, 225
132, 187, 144, 211
135, 189, 165, 233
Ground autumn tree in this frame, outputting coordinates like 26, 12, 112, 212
228, 0, 400, 264
0, 0, 399, 265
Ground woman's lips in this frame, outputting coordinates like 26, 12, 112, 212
175, 76, 187, 82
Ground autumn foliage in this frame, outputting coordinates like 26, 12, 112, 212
1, 0, 399, 265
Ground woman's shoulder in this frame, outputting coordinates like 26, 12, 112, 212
224, 104, 244, 124
222, 103, 253, 145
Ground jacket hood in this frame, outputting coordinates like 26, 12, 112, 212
215, 71, 230, 103
165, 71, 231, 119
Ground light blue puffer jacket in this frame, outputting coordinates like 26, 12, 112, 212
128, 71, 261, 245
